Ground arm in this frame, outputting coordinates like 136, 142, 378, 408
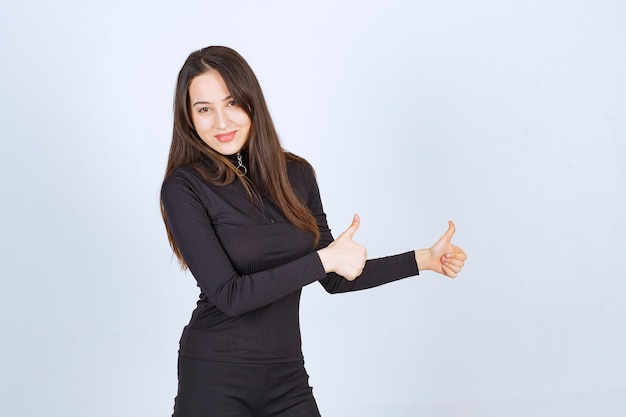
297, 165, 466, 292
161, 170, 326, 317
293, 164, 420, 293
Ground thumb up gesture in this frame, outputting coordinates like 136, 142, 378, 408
317, 214, 367, 281
416, 221, 467, 278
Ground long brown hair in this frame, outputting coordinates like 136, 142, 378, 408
162, 46, 320, 268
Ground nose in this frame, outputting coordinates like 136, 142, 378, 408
214, 108, 228, 129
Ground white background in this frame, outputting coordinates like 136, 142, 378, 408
1, 1, 625, 416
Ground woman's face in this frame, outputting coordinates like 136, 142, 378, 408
188, 70, 251, 156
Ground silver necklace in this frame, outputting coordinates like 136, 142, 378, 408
236, 152, 248, 176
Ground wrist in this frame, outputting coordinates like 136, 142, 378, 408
317, 248, 333, 273
414, 249, 434, 272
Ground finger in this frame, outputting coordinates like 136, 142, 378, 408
443, 246, 467, 261
443, 262, 462, 273
443, 220, 456, 240
443, 251, 467, 263
441, 254, 462, 268
453, 246, 467, 259
441, 263, 458, 278
339, 213, 360, 240
442, 258, 465, 268
435, 220, 456, 246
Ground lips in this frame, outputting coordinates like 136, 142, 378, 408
215, 131, 237, 143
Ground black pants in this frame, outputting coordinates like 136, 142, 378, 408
172, 356, 322, 417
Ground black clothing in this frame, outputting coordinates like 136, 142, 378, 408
173, 357, 321, 417
160, 157, 419, 364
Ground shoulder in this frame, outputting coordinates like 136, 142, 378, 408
284, 152, 320, 205
285, 152, 317, 182
162, 166, 198, 190
160, 165, 210, 203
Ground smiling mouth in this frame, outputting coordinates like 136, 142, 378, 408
215, 131, 237, 142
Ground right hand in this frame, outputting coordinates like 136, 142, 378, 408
317, 214, 367, 281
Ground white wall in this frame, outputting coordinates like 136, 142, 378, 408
1, 1, 624, 416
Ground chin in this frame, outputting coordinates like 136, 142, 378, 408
211, 143, 244, 156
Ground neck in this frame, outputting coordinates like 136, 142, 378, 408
226, 150, 248, 176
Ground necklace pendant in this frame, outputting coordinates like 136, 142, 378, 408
236, 152, 248, 176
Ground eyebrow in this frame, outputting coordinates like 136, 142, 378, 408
192, 95, 233, 107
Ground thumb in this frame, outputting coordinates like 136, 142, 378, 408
441, 220, 456, 242
338, 214, 360, 240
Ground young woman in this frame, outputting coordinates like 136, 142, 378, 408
161, 46, 467, 417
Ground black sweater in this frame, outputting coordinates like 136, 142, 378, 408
160, 157, 419, 363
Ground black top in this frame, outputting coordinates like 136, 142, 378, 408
161, 156, 419, 363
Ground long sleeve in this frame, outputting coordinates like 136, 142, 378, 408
161, 168, 326, 317
162, 159, 421, 363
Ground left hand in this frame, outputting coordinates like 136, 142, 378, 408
416, 221, 467, 278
